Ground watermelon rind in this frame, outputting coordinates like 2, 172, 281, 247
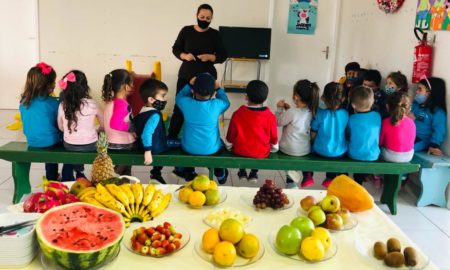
36, 202, 125, 270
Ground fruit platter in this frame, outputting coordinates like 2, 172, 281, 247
124, 221, 189, 257
297, 195, 358, 232
195, 218, 265, 267
269, 217, 337, 263
203, 207, 252, 228
240, 180, 294, 210
175, 175, 227, 208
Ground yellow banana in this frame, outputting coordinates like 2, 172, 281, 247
106, 184, 131, 214
79, 189, 97, 201
81, 196, 105, 207
77, 187, 96, 199
131, 183, 143, 214
119, 184, 135, 213
151, 193, 172, 218
95, 184, 130, 218
138, 184, 156, 215
148, 189, 163, 213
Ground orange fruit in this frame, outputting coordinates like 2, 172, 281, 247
178, 187, 193, 203
209, 181, 218, 190
213, 241, 236, 267
219, 218, 244, 244
202, 228, 221, 254
188, 191, 206, 207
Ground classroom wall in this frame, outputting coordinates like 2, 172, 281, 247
334, 0, 450, 153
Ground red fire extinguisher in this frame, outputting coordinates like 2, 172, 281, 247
412, 28, 433, 83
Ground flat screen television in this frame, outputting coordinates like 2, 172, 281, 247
219, 26, 271, 60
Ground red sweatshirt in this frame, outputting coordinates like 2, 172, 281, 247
226, 105, 278, 158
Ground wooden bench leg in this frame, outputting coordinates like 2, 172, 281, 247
208, 168, 214, 180
417, 167, 450, 207
12, 162, 31, 204
380, 174, 401, 215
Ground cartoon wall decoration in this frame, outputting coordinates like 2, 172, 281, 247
288, 0, 318, 35
415, 0, 450, 30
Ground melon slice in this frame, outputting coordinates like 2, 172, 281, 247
36, 202, 125, 269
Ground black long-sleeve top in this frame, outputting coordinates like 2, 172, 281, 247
172, 25, 227, 80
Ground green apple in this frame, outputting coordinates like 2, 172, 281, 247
275, 225, 302, 255
300, 196, 317, 212
290, 216, 315, 238
307, 205, 321, 214
308, 208, 326, 226
320, 195, 340, 213
325, 213, 343, 230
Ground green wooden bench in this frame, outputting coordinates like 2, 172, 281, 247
0, 141, 419, 215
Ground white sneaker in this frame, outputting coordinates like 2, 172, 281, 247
286, 182, 299, 189
287, 171, 301, 183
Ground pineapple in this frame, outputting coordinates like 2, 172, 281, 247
91, 132, 115, 185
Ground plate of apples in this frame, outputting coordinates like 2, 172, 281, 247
296, 195, 357, 232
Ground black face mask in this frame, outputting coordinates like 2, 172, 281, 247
153, 100, 167, 111
197, 19, 210, 29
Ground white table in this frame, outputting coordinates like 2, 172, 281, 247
9, 185, 438, 269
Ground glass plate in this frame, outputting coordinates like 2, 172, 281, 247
203, 208, 252, 229
268, 229, 338, 263
240, 192, 294, 211
354, 233, 429, 270
41, 246, 120, 270
194, 239, 264, 267
174, 189, 227, 208
123, 223, 190, 257
295, 208, 358, 232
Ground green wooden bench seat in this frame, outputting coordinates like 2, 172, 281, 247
0, 141, 419, 215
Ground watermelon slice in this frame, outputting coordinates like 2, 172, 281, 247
36, 202, 125, 269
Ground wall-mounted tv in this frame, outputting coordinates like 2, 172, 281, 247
219, 26, 271, 60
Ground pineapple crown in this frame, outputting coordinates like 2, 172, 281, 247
97, 132, 109, 154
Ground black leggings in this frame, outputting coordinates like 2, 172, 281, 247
168, 78, 190, 138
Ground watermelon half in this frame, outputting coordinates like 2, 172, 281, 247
36, 202, 125, 269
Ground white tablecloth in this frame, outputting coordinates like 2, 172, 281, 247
9, 185, 438, 269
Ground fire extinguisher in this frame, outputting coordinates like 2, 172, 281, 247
412, 27, 433, 83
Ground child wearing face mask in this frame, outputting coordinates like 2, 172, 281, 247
363, 69, 388, 118
134, 79, 173, 184
411, 77, 447, 156
385, 71, 408, 95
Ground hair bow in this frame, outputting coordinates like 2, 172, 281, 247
35, 62, 53, 75
58, 72, 76, 90
419, 74, 432, 90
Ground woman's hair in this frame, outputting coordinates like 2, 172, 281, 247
293, 79, 319, 117
60, 70, 91, 133
387, 71, 408, 92
322, 82, 342, 111
101, 69, 133, 102
386, 91, 410, 125
21, 64, 57, 107
418, 77, 447, 113
197, 3, 213, 15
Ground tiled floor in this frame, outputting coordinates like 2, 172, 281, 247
0, 109, 449, 269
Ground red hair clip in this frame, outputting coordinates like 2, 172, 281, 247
58, 72, 76, 91
35, 62, 53, 75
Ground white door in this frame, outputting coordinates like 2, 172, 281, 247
268, 0, 340, 104
0, 0, 39, 109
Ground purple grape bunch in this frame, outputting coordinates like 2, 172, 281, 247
253, 180, 289, 209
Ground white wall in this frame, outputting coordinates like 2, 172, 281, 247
335, 0, 450, 153
0, 0, 39, 109
38, 0, 270, 114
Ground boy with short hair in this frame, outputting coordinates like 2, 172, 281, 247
176, 72, 230, 184
134, 79, 171, 184
347, 85, 381, 185
363, 69, 387, 118
226, 80, 278, 183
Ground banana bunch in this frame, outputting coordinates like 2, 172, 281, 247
77, 183, 172, 227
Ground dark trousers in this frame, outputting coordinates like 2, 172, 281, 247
64, 141, 96, 177
45, 163, 74, 182
168, 78, 190, 138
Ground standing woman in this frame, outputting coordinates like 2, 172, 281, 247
169, 3, 227, 180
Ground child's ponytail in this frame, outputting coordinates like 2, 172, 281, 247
293, 80, 320, 117
387, 91, 410, 125
101, 69, 133, 102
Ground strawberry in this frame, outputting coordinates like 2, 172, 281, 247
161, 240, 170, 248
163, 222, 171, 229
174, 233, 183, 239
167, 243, 176, 253
173, 239, 181, 249
146, 227, 156, 236
132, 241, 143, 251
156, 247, 166, 256
152, 240, 162, 248
151, 233, 162, 241
136, 233, 148, 245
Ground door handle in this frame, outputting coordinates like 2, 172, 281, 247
322, 46, 329, 60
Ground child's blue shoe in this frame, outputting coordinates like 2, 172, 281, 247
215, 169, 229, 185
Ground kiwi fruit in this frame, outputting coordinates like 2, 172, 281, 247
384, 252, 405, 267
404, 247, 418, 266
373, 241, 387, 260
387, 238, 401, 253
